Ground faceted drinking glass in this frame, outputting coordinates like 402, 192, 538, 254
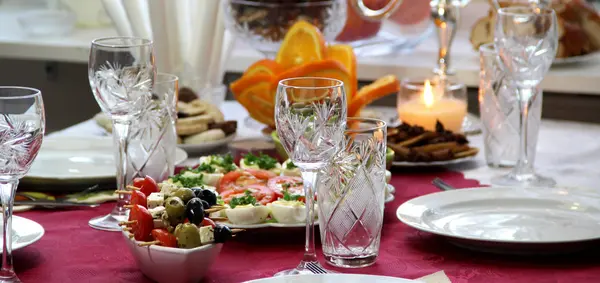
492, 7, 557, 187
88, 36, 156, 231
479, 43, 542, 168
275, 77, 347, 276
126, 73, 178, 184
0, 87, 45, 283
318, 117, 387, 268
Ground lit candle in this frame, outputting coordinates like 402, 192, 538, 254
398, 80, 467, 132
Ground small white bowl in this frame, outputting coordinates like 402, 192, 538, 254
122, 231, 223, 283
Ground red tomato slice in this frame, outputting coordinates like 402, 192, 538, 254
150, 229, 177, 248
202, 218, 216, 228
132, 176, 159, 197
128, 204, 153, 241
220, 184, 278, 205
130, 190, 147, 208
218, 169, 277, 193
267, 176, 304, 196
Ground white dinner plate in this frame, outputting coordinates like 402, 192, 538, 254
1, 216, 44, 252
178, 134, 236, 155
24, 136, 188, 184
397, 186, 600, 253
245, 274, 418, 283
392, 156, 476, 167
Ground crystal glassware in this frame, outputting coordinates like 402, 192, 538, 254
275, 77, 347, 276
318, 117, 387, 268
479, 43, 542, 168
0, 87, 45, 283
126, 73, 178, 183
492, 6, 558, 187
88, 36, 156, 231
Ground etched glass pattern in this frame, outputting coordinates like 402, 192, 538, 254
317, 118, 387, 268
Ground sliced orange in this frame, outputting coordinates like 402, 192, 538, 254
275, 59, 351, 99
348, 75, 400, 117
325, 44, 357, 101
230, 74, 276, 127
243, 59, 284, 77
276, 20, 326, 70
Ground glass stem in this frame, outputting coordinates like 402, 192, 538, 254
299, 169, 319, 265
0, 179, 18, 280
431, 0, 459, 76
514, 87, 535, 177
112, 119, 131, 216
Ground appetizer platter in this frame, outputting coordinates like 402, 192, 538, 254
387, 121, 479, 166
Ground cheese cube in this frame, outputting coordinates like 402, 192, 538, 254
153, 219, 167, 229
147, 193, 165, 209
148, 206, 165, 218
199, 225, 215, 245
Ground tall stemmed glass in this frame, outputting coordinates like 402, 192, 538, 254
275, 77, 347, 276
0, 87, 44, 283
492, 7, 557, 187
88, 37, 156, 231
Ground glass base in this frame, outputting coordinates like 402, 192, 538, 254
0, 270, 20, 283
88, 214, 128, 231
324, 254, 377, 268
491, 172, 556, 188
273, 261, 334, 276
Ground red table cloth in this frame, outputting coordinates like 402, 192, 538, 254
14, 171, 600, 283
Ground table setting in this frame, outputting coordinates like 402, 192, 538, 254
2, 0, 600, 283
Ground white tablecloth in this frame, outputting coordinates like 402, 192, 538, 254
52, 101, 600, 190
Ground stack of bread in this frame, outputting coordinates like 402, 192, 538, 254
176, 88, 237, 145
470, 0, 600, 58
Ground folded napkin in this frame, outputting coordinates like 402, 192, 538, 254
417, 271, 452, 283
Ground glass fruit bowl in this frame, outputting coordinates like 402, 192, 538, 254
222, 0, 347, 57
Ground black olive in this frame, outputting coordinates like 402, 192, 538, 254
190, 187, 204, 199
185, 198, 205, 225
214, 224, 232, 243
201, 199, 210, 210
200, 189, 218, 206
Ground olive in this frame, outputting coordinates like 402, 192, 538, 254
201, 199, 210, 210
165, 196, 186, 224
172, 187, 195, 203
213, 224, 232, 243
174, 223, 202, 249
190, 187, 204, 199
185, 198, 205, 225
200, 189, 218, 206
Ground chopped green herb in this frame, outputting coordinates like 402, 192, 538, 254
265, 218, 278, 223
283, 189, 303, 201
244, 152, 277, 170
195, 163, 216, 173
169, 172, 204, 188
217, 196, 225, 206
285, 160, 297, 170
229, 190, 257, 209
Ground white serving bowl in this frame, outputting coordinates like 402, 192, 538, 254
122, 231, 222, 283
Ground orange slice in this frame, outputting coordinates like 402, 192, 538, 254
243, 59, 284, 77
230, 74, 276, 127
325, 44, 357, 101
348, 75, 400, 117
276, 20, 326, 70
275, 59, 351, 98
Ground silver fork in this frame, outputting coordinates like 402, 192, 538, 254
305, 262, 328, 274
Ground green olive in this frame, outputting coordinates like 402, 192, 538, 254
172, 187, 195, 203
165, 196, 186, 225
174, 223, 201, 249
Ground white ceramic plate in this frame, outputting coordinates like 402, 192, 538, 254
392, 156, 476, 167
245, 274, 418, 283
178, 134, 236, 155
1, 216, 44, 252
397, 186, 600, 252
24, 136, 188, 184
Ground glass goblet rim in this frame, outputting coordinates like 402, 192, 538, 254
497, 6, 555, 16
0, 86, 41, 100
346, 117, 386, 134
278, 77, 344, 90
91, 36, 153, 48
155, 73, 179, 84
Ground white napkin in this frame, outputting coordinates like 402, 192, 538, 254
417, 271, 452, 283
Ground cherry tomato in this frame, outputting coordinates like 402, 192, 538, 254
151, 229, 177, 248
132, 176, 159, 197
201, 218, 216, 228
218, 169, 276, 193
128, 204, 153, 241
130, 190, 147, 208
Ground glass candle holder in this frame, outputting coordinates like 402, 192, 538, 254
397, 77, 467, 132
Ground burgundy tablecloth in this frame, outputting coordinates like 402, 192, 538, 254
13, 171, 600, 283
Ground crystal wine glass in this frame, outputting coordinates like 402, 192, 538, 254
0, 87, 45, 283
88, 37, 156, 231
275, 77, 347, 276
492, 6, 558, 187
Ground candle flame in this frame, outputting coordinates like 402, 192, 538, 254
423, 80, 434, 108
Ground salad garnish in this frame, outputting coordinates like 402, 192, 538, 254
229, 190, 257, 208
286, 160, 297, 170
170, 172, 204, 188
244, 153, 278, 170
282, 188, 303, 201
